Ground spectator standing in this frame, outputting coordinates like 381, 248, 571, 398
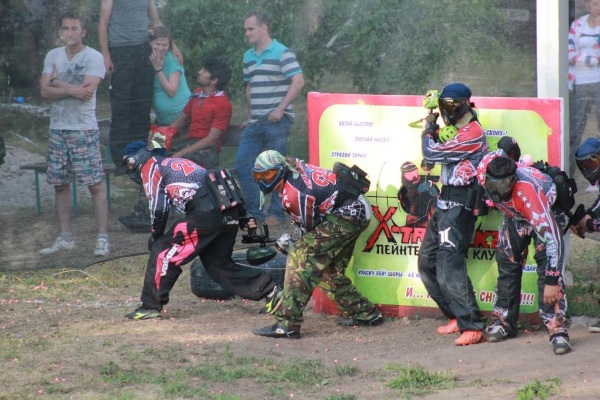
120, 141, 282, 320
235, 11, 305, 226
39, 11, 109, 256
98, 0, 183, 167
417, 83, 488, 346
568, 0, 600, 185
99, 0, 183, 231
166, 56, 232, 169
149, 26, 190, 126
251, 150, 383, 339
478, 151, 572, 355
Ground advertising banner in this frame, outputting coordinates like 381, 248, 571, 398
307, 92, 562, 318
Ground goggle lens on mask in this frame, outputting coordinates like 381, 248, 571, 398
252, 166, 284, 193
252, 168, 281, 184
576, 156, 600, 174
485, 173, 516, 203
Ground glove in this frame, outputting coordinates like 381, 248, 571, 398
422, 112, 439, 137
422, 123, 439, 138
588, 194, 600, 217
149, 125, 178, 151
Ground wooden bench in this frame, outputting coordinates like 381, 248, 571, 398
19, 162, 116, 216
19, 122, 243, 216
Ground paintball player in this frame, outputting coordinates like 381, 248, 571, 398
573, 137, 600, 333
121, 141, 282, 320
251, 150, 383, 339
477, 150, 572, 355
397, 161, 439, 228
417, 82, 488, 346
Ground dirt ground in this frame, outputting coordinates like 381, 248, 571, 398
1, 258, 600, 399
2, 113, 600, 398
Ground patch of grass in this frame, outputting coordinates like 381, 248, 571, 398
99, 361, 142, 385
335, 364, 360, 377
516, 378, 561, 400
385, 363, 457, 398
323, 395, 357, 400
566, 283, 600, 318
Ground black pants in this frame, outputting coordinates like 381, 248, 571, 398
418, 205, 484, 332
140, 208, 276, 310
108, 43, 153, 166
494, 217, 568, 339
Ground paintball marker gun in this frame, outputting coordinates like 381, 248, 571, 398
242, 222, 277, 246
408, 89, 440, 129
409, 89, 440, 172
242, 223, 297, 265
564, 203, 586, 238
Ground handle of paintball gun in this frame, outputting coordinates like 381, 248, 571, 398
564, 203, 586, 238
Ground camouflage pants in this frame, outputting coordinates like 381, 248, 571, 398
275, 213, 379, 331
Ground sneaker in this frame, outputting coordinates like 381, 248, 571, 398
94, 238, 110, 257
589, 321, 600, 333
40, 236, 75, 255
252, 323, 300, 339
454, 330, 485, 346
551, 336, 572, 355
586, 183, 598, 193
262, 286, 283, 315
336, 314, 384, 327
125, 307, 162, 320
486, 321, 509, 343
437, 319, 459, 335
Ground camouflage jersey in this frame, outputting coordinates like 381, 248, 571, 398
477, 150, 564, 284
421, 119, 488, 209
280, 159, 371, 233
140, 156, 206, 237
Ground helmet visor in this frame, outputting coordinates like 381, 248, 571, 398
438, 98, 465, 114
438, 97, 469, 126
484, 173, 516, 203
576, 155, 600, 183
252, 166, 284, 193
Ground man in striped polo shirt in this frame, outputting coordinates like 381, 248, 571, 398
235, 11, 305, 226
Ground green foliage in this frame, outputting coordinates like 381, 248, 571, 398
160, 0, 511, 99
324, 395, 357, 400
386, 363, 457, 397
516, 378, 561, 400
566, 283, 600, 318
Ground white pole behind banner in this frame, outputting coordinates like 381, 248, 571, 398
536, 0, 571, 268
537, 0, 569, 168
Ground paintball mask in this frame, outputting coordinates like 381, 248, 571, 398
252, 165, 285, 194
438, 97, 471, 126
576, 154, 600, 184
122, 141, 152, 185
484, 172, 516, 203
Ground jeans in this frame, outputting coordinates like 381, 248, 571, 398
108, 43, 153, 166
234, 115, 291, 221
